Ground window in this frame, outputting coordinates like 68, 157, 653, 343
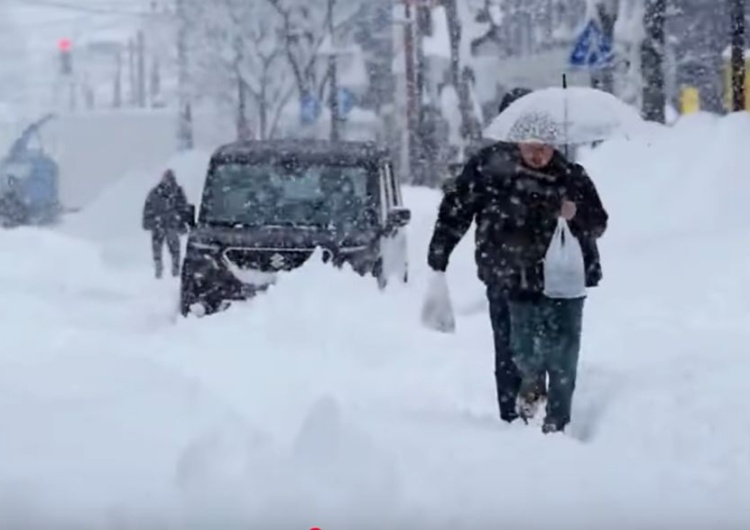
202, 160, 377, 229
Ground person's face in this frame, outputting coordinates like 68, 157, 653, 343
519, 142, 554, 169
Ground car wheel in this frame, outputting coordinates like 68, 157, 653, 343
179, 266, 213, 317
179, 276, 197, 317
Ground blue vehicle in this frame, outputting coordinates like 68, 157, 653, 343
0, 114, 62, 226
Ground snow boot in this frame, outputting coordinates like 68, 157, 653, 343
541, 421, 565, 435
500, 409, 519, 424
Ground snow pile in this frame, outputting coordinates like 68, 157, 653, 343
1, 113, 750, 526
580, 111, 750, 245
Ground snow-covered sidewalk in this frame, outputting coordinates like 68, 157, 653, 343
1, 113, 749, 528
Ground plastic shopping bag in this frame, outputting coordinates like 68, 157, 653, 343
420, 271, 456, 333
543, 218, 587, 299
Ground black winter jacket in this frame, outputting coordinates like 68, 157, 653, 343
142, 180, 189, 233
427, 142, 608, 298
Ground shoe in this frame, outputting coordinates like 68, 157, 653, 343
541, 421, 564, 434
500, 409, 519, 423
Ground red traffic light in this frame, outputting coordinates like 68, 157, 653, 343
58, 38, 71, 51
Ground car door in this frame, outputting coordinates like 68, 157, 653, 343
378, 160, 408, 284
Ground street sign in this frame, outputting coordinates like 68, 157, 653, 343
569, 19, 613, 69
300, 92, 321, 125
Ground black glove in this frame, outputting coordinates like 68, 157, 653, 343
427, 248, 448, 272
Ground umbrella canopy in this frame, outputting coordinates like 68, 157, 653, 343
483, 86, 645, 145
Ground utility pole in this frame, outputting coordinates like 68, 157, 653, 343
730, 0, 746, 111
113, 49, 123, 108
403, 0, 418, 182
176, 0, 193, 150
128, 38, 136, 106
137, 30, 147, 108
412, 2, 430, 186
327, 0, 341, 141
641, 0, 666, 122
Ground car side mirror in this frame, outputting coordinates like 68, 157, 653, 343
386, 207, 411, 229
185, 203, 196, 228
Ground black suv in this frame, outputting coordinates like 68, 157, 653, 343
179, 139, 411, 316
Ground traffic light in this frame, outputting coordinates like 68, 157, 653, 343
58, 38, 72, 75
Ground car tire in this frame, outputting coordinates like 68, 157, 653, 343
179, 276, 196, 317
179, 265, 209, 317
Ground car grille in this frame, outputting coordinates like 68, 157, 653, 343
223, 247, 315, 272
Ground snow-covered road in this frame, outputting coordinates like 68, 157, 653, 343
1, 113, 749, 528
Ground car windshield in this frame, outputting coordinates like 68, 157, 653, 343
201, 159, 378, 230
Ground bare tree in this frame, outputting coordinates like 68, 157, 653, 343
267, 0, 369, 100
444, 0, 482, 143
191, 0, 297, 139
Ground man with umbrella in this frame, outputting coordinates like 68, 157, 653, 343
426, 114, 608, 432
431, 87, 547, 423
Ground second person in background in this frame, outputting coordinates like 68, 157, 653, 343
142, 169, 191, 279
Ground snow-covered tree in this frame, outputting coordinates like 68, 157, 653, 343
189, 0, 296, 139
267, 0, 370, 102
0, 0, 31, 117
186, 0, 370, 140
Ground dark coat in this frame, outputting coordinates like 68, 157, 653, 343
498, 87, 532, 115
427, 141, 608, 299
142, 179, 189, 233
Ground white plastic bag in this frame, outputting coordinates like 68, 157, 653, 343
420, 271, 456, 333
543, 218, 587, 299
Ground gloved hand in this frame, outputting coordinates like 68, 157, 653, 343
427, 247, 448, 273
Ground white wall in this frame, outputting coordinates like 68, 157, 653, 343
0, 107, 234, 211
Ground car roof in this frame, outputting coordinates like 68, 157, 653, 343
211, 139, 391, 165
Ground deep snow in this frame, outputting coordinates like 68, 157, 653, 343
2, 113, 750, 528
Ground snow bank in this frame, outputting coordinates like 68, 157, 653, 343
580, 111, 750, 245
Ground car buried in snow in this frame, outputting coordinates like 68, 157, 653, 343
179, 139, 411, 317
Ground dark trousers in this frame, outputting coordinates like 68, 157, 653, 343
487, 285, 522, 421
508, 297, 584, 430
488, 285, 548, 421
151, 230, 181, 278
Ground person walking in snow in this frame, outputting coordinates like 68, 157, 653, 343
426, 139, 607, 433
142, 169, 191, 279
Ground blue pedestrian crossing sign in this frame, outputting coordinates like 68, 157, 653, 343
569, 19, 613, 69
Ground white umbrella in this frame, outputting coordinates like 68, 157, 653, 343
483, 86, 645, 145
